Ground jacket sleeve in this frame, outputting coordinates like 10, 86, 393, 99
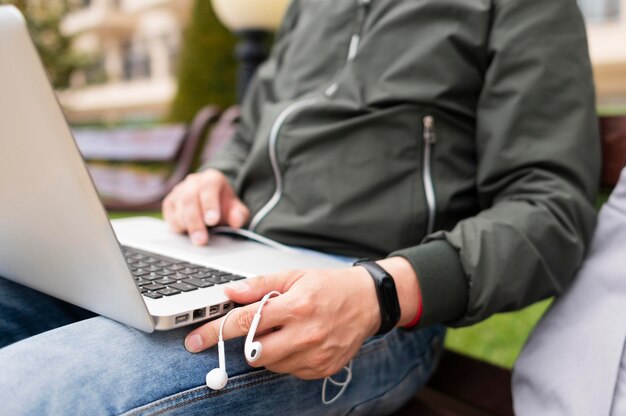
391, 0, 601, 327
200, 1, 301, 186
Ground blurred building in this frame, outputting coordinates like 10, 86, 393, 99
57, 0, 192, 124
580, 0, 626, 106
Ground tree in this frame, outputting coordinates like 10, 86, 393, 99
168, 0, 237, 123
0, 0, 89, 88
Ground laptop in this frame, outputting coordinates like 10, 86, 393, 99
0, 6, 345, 333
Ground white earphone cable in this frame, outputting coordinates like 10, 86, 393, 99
209, 292, 355, 405
218, 308, 238, 342
322, 359, 354, 405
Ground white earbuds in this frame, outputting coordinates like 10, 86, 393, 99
205, 309, 237, 390
204, 291, 355, 404
205, 366, 228, 390
245, 291, 280, 362
206, 291, 281, 390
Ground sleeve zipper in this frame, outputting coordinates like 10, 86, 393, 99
422, 115, 437, 235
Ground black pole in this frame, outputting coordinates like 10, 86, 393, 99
235, 29, 270, 104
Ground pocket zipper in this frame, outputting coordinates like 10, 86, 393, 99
422, 115, 437, 235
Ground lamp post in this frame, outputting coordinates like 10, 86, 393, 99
211, 0, 290, 103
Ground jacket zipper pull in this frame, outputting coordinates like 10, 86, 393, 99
423, 115, 437, 144
347, 0, 371, 61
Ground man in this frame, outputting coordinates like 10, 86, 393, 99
0, 0, 600, 414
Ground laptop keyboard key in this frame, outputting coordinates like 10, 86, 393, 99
157, 287, 181, 296
227, 275, 246, 281
168, 282, 198, 292
143, 291, 163, 299
182, 278, 214, 288
156, 277, 178, 285
142, 283, 166, 291
143, 257, 160, 264
167, 264, 186, 272
203, 276, 227, 285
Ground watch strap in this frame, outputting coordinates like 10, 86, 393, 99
354, 259, 401, 335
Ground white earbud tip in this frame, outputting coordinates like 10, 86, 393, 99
206, 368, 228, 390
246, 342, 263, 363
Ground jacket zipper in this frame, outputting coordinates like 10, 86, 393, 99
251, 1, 373, 230
248, 98, 318, 231
422, 115, 437, 235
326, 0, 371, 96
347, 0, 371, 61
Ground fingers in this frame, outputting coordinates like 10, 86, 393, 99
248, 329, 346, 380
220, 185, 250, 228
224, 271, 304, 305
181, 193, 208, 245
162, 194, 183, 232
161, 169, 250, 245
185, 296, 287, 353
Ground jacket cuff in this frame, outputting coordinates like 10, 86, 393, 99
389, 240, 468, 328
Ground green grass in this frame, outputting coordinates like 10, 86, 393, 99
598, 104, 626, 116
444, 299, 551, 369
108, 211, 162, 221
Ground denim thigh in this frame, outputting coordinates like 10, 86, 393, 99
0, 276, 94, 348
0, 314, 444, 416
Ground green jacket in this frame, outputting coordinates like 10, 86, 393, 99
206, 0, 600, 328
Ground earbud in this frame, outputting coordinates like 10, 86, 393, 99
244, 313, 263, 362
205, 292, 281, 390
206, 367, 228, 390
206, 312, 235, 390
244, 291, 280, 363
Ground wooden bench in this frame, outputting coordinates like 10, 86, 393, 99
73, 105, 220, 211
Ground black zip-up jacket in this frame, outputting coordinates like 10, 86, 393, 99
206, 0, 601, 327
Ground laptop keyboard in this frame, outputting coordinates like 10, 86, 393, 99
122, 246, 246, 300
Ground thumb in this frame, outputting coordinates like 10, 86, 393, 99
224, 270, 304, 304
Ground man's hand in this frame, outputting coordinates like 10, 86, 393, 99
184, 257, 420, 379
162, 169, 250, 245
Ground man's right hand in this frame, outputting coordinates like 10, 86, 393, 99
162, 169, 250, 246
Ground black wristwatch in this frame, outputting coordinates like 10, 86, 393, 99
354, 259, 401, 335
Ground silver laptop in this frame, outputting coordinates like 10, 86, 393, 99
0, 6, 344, 333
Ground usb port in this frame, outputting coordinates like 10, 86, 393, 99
209, 305, 219, 315
223, 302, 233, 311
175, 314, 189, 324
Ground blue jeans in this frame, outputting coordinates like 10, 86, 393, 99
0, 275, 444, 415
